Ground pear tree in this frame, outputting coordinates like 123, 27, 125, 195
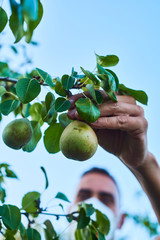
0, 1, 158, 239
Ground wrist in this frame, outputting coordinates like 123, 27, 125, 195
129, 152, 160, 223
130, 152, 159, 177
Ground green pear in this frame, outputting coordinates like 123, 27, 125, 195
2, 118, 33, 150
60, 120, 98, 161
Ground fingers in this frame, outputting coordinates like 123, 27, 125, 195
68, 99, 143, 120
67, 108, 82, 120
99, 102, 144, 117
69, 90, 136, 109
90, 115, 148, 133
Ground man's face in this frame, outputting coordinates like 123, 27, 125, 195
73, 172, 120, 216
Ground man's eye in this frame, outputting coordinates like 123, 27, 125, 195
77, 191, 91, 201
100, 196, 114, 206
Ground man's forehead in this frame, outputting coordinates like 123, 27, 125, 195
77, 172, 118, 194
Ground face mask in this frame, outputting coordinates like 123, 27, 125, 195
63, 197, 120, 240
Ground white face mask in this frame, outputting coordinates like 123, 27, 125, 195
63, 197, 120, 240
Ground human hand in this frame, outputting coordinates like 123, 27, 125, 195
68, 91, 149, 169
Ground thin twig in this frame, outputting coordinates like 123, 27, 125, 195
0, 77, 48, 86
21, 210, 79, 221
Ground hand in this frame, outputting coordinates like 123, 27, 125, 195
68, 91, 149, 169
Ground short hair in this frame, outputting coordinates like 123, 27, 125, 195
81, 167, 120, 196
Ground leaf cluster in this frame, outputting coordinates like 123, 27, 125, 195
0, 165, 110, 240
75, 203, 110, 240
0, 164, 18, 203
0, 0, 43, 43
0, 53, 148, 154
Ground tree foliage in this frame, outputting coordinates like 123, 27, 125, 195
0, 1, 159, 239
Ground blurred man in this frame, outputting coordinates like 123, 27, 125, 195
71, 167, 125, 239
68, 166, 160, 239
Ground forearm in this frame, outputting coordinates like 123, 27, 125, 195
129, 152, 160, 223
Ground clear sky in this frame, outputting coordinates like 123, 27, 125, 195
0, 0, 160, 239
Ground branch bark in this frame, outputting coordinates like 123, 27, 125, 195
0, 77, 48, 86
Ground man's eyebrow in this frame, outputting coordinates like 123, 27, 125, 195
77, 188, 92, 194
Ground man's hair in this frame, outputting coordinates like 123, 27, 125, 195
81, 167, 120, 195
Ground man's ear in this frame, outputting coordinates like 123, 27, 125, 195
117, 213, 126, 229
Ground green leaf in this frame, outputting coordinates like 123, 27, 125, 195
18, 222, 26, 238
96, 54, 119, 67
44, 220, 57, 239
0, 205, 3, 215
45, 92, 55, 111
5, 168, 18, 179
82, 203, 95, 217
22, 0, 38, 21
4, 229, 16, 240
100, 80, 117, 101
0, 7, 8, 33
36, 68, 54, 88
55, 80, 66, 97
22, 191, 41, 213
55, 97, 71, 112
10, 45, 18, 54
0, 62, 8, 72
25, 0, 43, 43
29, 103, 43, 124
41, 92, 57, 125
55, 192, 70, 202
22, 103, 31, 118
86, 84, 98, 103
58, 113, 73, 128
105, 69, 119, 91
75, 97, 100, 123
61, 74, 75, 90
22, 121, 42, 152
97, 64, 117, 101
2, 204, 21, 231
27, 228, 41, 240
40, 166, 49, 190
41, 104, 57, 125
77, 208, 90, 229
97, 64, 117, 93
9, 4, 24, 43
71, 68, 85, 79
80, 67, 99, 85
75, 229, 83, 240
95, 90, 103, 104
95, 209, 110, 236
97, 231, 105, 240
43, 123, 64, 153
0, 100, 20, 115
0, 186, 6, 203
66, 213, 73, 223
16, 78, 41, 103
0, 86, 7, 96
119, 84, 148, 105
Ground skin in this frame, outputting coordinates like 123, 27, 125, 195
73, 172, 120, 216
68, 91, 160, 223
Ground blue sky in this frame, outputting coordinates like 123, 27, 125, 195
0, 0, 160, 238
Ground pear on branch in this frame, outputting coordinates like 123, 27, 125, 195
2, 118, 33, 150
60, 120, 98, 161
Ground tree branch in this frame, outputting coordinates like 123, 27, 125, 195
0, 77, 48, 86
0, 77, 18, 84
21, 210, 79, 221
